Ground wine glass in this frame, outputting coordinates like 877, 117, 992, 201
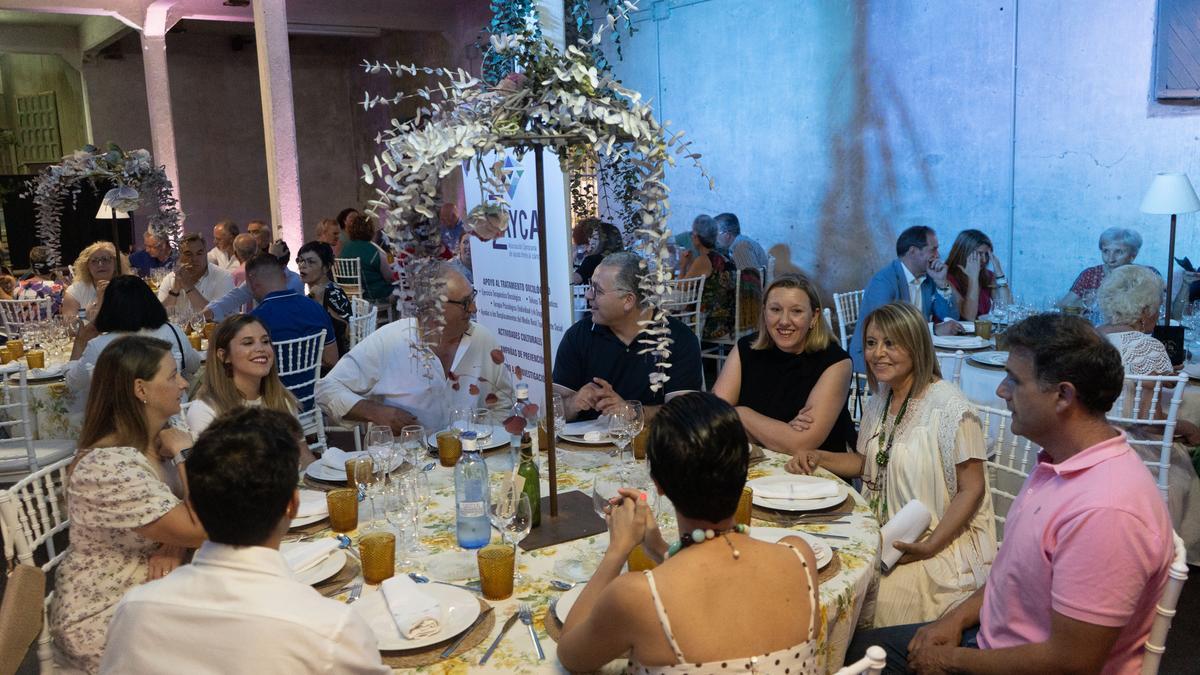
607, 404, 635, 473
384, 478, 419, 568
365, 425, 395, 529
400, 470, 432, 556
506, 493, 532, 583
626, 400, 645, 442
591, 473, 621, 520
471, 407, 493, 442
398, 424, 426, 469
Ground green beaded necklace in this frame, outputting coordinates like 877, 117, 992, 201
868, 387, 913, 521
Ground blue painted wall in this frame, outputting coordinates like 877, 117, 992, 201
607, 0, 1200, 302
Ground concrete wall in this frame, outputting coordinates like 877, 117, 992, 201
607, 0, 1200, 302
0, 52, 89, 165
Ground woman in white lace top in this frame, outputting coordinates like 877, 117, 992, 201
790, 302, 995, 626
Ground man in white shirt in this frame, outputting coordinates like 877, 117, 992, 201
100, 408, 388, 674
207, 219, 240, 271
159, 232, 235, 319
317, 263, 512, 432
713, 212, 769, 271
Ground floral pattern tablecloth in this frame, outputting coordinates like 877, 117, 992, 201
306, 442, 881, 674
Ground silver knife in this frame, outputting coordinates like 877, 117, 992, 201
441, 606, 494, 658
479, 611, 521, 665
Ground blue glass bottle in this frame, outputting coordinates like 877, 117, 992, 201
454, 431, 491, 549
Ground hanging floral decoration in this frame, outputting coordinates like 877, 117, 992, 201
24, 143, 182, 265
358, 2, 711, 391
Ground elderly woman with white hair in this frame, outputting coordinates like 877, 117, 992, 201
1059, 226, 1146, 309
1097, 264, 1200, 563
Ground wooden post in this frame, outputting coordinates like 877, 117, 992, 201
533, 145, 559, 516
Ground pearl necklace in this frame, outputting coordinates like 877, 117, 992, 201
666, 524, 748, 559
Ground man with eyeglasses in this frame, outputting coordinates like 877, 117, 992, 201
554, 251, 703, 421
158, 232, 234, 318
317, 263, 512, 433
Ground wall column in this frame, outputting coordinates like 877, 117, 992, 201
139, 31, 183, 224
252, 0, 303, 263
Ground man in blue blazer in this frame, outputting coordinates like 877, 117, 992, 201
850, 225, 963, 371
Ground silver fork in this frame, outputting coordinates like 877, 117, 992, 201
518, 602, 544, 660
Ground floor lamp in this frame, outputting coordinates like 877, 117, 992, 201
94, 203, 130, 275
1140, 172, 1200, 326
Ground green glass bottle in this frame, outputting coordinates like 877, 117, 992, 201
517, 436, 541, 528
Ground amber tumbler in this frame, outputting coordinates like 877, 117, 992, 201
735, 486, 754, 526
627, 544, 657, 572
24, 350, 45, 370
345, 458, 374, 489
975, 320, 992, 340
326, 489, 359, 533
359, 532, 396, 584
436, 431, 462, 467
477, 543, 515, 600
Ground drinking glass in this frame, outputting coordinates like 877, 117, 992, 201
551, 392, 566, 438
591, 473, 622, 520
326, 489, 359, 533
448, 406, 471, 435
383, 479, 419, 568
506, 493, 532, 583
359, 532, 396, 584
607, 405, 636, 473
476, 543, 515, 600
398, 424, 426, 469
404, 469, 432, 556
471, 408, 493, 442
365, 426, 395, 530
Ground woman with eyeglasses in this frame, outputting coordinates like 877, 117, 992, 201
789, 302, 995, 627
62, 241, 126, 322
296, 241, 351, 355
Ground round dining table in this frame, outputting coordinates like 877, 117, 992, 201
298, 438, 882, 673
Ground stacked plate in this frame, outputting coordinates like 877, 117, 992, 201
289, 489, 329, 528
352, 585, 481, 650
280, 540, 347, 586
424, 424, 510, 451
931, 335, 993, 350
968, 351, 1008, 368
747, 475, 849, 512
304, 450, 405, 483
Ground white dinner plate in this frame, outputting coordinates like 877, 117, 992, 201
13, 363, 69, 381
289, 489, 329, 528
957, 321, 975, 334
425, 425, 510, 451
748, 475, 849, 512
558, 431, 614, 445
353, 583, 480, 650
749, 527, 834, 569
931, 335, 994, 350
969, 351, 1009, 368
279, 543, 347, 586
304, 453, 405, 482
555, 583, 585, 624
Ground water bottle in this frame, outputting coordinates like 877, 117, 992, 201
454, 431, 491, 549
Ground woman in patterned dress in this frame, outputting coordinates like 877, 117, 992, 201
296, 241, 351, 356
682, 214, 735, 341
49, 335, 207, 672
1058, 226, 1145, 312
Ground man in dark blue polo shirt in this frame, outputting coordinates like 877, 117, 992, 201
247, 254, 338, 405
553, 252, 702, 421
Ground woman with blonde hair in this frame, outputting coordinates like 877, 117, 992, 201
945, 229, 1011, 320
62, 241, 126, 321
790, 302, 995, 627
50, 335, 207, 672
712, 273, 855, 454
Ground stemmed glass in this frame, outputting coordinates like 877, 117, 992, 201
607, 403, 640, 475
626, 400, 644, 451
384, 477, 419, 568
401, 469, 432, 556
551, 393, 566, 439
490, 480, 532, 582
506, 493, 532, 583
365, 425, 395, 530
398, 424, 426, 470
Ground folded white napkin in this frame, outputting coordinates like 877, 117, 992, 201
754, 479, 840, 501
318, 447, 361, 471
932, 335, 985, 348
880, 500, 933, 572
294, 490, 328, 519
380, 575, 443, 640
283, 539, 340, 573
562, 419, 608, 436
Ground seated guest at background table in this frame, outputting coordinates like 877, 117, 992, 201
713, 274, 855, 455
204, 243, 305, 322
335, 206, 359, 249
573, 220, 623, 285
50, 335, 206, 673
314, 216, 342, 255
1058, 226, 1146, 311
848, 314, 1174, 674
99, 407, 388, 674
945, 229, 1011, 321
62, 240, 122, 322
67, 275, 201, 414
793, 302, 994, 627
247, 219, 272, 253
246, 253, 338, 378
297, 241, 351, 356
229, 232, 258, 286
850, 225, 962, 372
341, 213, 395, 302
158, 232, 235, 321
555, 252, 703, 421
129, 229, 174, 277
558, 393, 821, 673
448, 230, 474, 284
683, 214, 736, 341
318, 263, 511, 432
16, 245, 67, 316
207, 219, 240, 272
1096, 265, 1200, 563
186, 315, 312, 468
572, 217, 596, 266
439, 202, 464, 252
715, 212, 769, 271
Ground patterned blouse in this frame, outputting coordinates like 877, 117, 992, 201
15, 276, 65, 317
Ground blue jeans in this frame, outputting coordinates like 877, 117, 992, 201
845, 622, 980, 674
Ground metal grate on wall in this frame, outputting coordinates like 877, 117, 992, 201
15, 91, 62, 166
1154, 0, 1200, 100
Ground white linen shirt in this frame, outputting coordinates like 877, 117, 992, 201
99, 541, 389, 674
901, 261, 926, 315
156, 263, 235, 309
316, 317, 513, 431
207, 246, 239, 272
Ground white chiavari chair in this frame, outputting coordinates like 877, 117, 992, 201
571, 284, 588, 323
834, 645, 886, 675
0, 564, 45, 674
833, 289, 865, 351
0, 455, 71, 672
1108, 372, 1188, 504
0, 363, 75, 483
822, 307, 833, 332
659, 276, 707, 345
978, 403, 1040, 542
848, 372, 872, 430
348, 297, 379, 349
0, 298, 52, 337
273, 330, 329, 454
700, 266, 765, 370
949, 349, 965, 386
1142, 532, 1188, 674
332, 257, 363, 299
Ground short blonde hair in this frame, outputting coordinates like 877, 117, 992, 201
861, 302, 941, 397
1097, 264, 1162, 326
751, 274, 835, 352
72, 241, 124, 286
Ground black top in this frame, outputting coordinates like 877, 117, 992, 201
554, 315, 702, 420
575, 254, 604, 284
736, 333, 857, 452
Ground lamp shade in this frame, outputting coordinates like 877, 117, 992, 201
1140, 172, 1200, 215
95, 204, 130, 219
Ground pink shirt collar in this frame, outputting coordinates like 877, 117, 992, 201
1035, 430, 1128, 477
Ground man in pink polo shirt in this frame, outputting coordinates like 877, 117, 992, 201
847, 314, 1173, 674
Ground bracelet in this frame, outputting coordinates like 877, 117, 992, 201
995, 274, 1006, 281
168, 290, 181, 297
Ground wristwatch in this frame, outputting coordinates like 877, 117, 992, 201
168, 289, 181, 297
170, 447, 192, 466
